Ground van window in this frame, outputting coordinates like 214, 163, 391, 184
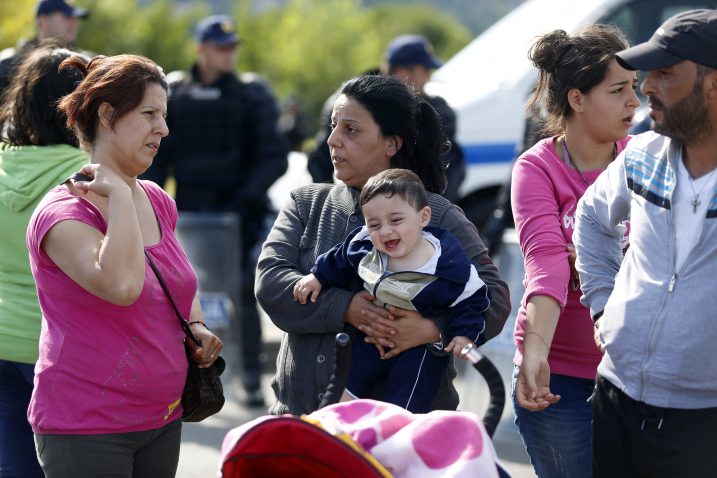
601, 1, 715, 45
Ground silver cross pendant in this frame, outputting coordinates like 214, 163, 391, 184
692, 195, 701, 213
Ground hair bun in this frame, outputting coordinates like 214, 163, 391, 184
529, 29, 572, 74
58, 55, 90, 76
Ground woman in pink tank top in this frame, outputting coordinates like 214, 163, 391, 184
26, 54, 223, 478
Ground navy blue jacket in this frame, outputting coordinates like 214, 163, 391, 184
312, 225, 490, 344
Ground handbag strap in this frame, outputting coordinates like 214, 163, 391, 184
145, 250, 201, 347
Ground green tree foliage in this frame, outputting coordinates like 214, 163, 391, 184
0, 0, 472, 135
370, 4, 471, 66
236, 0, 472, 132
0, 0, 203, 73
236, 0, 383, 129
77, 0, 204, 72
0, 0, 36, 49
364, 0, 525, 36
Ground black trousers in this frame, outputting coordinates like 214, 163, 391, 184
592, 374, 717, 477
238, 210, 268, 392
36, 419, 181, 478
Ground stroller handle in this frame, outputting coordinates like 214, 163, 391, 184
319, 334, 505, 439
460, 343, 505, 438
318, 332, 352, 409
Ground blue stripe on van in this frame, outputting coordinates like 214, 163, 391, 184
463, 143, 517, 165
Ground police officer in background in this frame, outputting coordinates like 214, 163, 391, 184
385, 34, 466, 203
0, 0, 89, 96
142, 15, 288, 407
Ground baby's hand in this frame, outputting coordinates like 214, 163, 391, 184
293, 274, 322, 304
444, 336, 474, 359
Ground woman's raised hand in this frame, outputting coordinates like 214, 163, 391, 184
72, 164, 129, 198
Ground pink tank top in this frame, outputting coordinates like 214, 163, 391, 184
26, 180, 196, 433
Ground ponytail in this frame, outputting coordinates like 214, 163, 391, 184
412, 99, 446, 194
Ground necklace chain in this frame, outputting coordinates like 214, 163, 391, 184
562, 136, 616, 186
684, 165, 717, 214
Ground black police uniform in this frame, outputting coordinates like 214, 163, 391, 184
142, 65, 288, 401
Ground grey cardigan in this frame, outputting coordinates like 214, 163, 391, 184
256, 183, 510, 415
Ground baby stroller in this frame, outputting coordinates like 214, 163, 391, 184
219, 334, 510, 477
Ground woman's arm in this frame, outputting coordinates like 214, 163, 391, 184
256, 189, 355, 335
510, 149, 574, 410
42, 164, 144, 306
511, 156, 573, 306
515, 295, 561, 411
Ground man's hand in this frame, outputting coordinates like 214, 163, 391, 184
594, 320, 605, 352
566, 243, 579, 281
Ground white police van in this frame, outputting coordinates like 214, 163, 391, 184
426, 0, 714, 231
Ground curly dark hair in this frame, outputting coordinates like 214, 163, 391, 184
0, 42, 84, 146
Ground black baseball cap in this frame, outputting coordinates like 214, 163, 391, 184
386, 34, 443, 69
36, 0, 88, 18
195, 15, 239, 45
616, 9, 717, 71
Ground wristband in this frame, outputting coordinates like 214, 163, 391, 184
188, 321, 209, 330
592, 311, 604, 324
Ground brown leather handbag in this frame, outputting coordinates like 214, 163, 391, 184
146, 251, 226, 422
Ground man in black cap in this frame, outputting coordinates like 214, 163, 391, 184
572, 9, 717, 476
0, 0, 88, 95
142, 15, 288, 407
385, 34, 466, 203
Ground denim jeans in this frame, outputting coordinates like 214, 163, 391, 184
511, 365, 594, 478
0, 359, 44, 478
